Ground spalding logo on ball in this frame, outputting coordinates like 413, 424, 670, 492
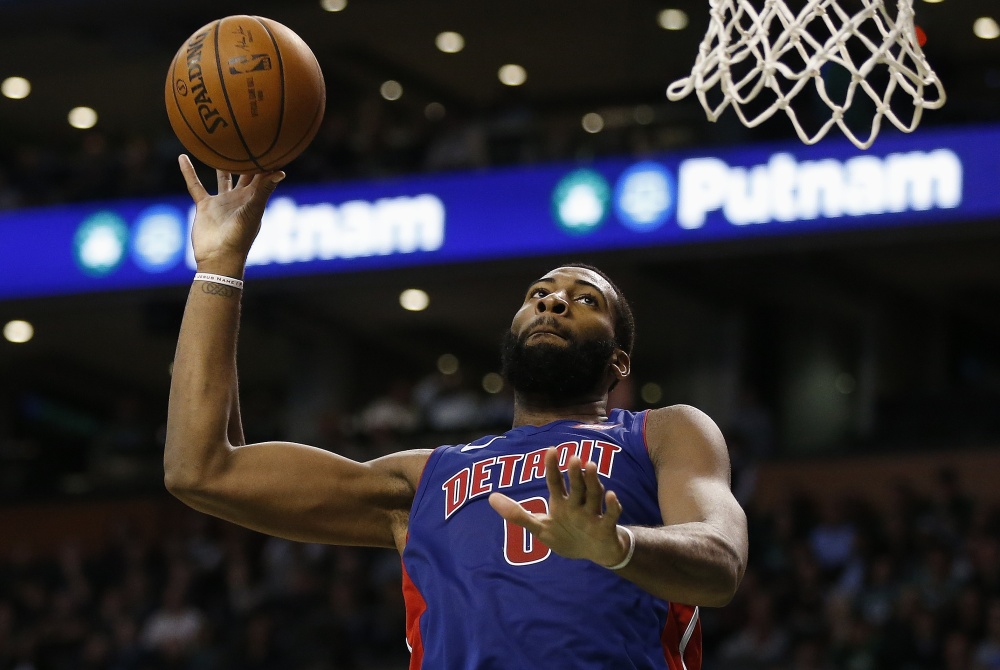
165, 15, 326, 173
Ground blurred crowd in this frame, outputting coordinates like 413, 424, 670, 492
704, 469, 1000, 669
0, 97, 708, 212
4, 75, 994, 212
0, 511, 409, 670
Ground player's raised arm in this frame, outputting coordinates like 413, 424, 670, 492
164, 156, 428, 550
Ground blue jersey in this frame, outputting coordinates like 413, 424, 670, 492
401, 408, 702, 669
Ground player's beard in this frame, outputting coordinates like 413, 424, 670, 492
500, 328, 616, 403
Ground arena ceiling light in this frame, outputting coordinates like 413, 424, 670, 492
1, 77, 30, 100
582, 112, 605, 133
3, 320, 33, 344
974, 17, 1000, 39
436, 31, 465, 53
658, 9, 689, 30
482, 373, 504, 394
640, 383, 663, 404
68, 106, 98, 129
399, 288, 429, 311
380, 80, 403, 101
320, 0, 347, 11
437, 354, 460, 375
498, 64, 527, 86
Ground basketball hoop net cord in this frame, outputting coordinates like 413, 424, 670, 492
666, 0, 946, 149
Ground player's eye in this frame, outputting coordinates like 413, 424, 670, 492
578, 294, 597, 305
530, 288, 548, 298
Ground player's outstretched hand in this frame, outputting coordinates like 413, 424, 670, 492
488, 448, 631, 568
178, 154, 285, 273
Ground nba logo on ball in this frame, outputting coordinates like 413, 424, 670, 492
614, 161, 675, 232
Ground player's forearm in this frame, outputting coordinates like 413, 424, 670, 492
164, 275, 244, 493
615, 522, 746, 607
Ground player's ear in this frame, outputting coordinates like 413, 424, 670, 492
611, 350, 630, 380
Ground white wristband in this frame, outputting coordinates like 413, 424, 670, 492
194, 273, 244, 290
607, 526, 636, 570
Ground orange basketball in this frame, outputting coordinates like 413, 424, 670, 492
165, 15, 326, 174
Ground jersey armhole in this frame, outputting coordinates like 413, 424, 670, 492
639, 408, 651, 454
634, 409, 661, 496
407, 446, 445, 531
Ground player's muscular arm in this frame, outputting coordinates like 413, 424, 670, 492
616, 405, 748, 606
164, 156, 427, 551
165, 275, 429, 548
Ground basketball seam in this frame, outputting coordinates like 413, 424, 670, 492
215, 18, 265, 172
169, 21, 251, 167
257, 47, 325, 170
252, 17, 285, 161
259, 94, 325, 170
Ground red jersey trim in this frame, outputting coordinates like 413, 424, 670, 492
401, 559, 426, 670
661, 603, 702, 670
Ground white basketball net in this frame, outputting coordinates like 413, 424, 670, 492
667, 0, 946, 149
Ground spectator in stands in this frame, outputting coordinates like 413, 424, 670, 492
808, 497, 858, 575
358, 378, 420, 436
717, 592, 791, 668
139, 579, 205, 661
975, 599, 1000, 669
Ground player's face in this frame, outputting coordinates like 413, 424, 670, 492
501, 267, 624, 400
510, 267, 618, 347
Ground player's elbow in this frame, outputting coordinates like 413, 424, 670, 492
703, 540, 746, 607
163, 460, 203, 503
163, 463, 193, 497
162, 439, 227, 503
163, 459, 226, 515
679, 527, 745, 607
705, 567, 743, 607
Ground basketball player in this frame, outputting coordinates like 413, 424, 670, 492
165, 156, 749, 669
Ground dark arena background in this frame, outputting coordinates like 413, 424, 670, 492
1, 0, 999, 668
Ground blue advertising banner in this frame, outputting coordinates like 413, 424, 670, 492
1, 124, 998, 300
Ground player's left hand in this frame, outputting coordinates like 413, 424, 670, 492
488, 448, 631, 568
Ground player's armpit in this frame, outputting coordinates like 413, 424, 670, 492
166, 443, 431, 552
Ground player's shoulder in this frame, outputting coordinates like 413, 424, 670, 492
645, 403, 718, 429
644, 404, 727, 462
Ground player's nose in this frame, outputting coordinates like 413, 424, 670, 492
535, 291, 568, 315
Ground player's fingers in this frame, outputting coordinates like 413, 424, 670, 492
241, 170, 285, 200
178, 155, 209, 203
583, 461, 605, 513
216, 170, 232, 194
257, 170, 286, 196
604, 490, 623, 526
544, 448, 567, 499
488, 493, 543, 535
566, 456, 586, 505
235, 172, 255, 189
